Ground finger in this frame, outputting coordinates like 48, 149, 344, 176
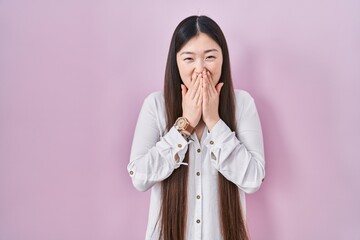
203, 78, 209, 104
203, 72, 215, 98
207, 71, 217, 96
207, 70, 215, 85
194, 77, 203, 102
203, 73, 209, 92
181, 84, 187, 97
202, 69, 207, 78
216, 82, 224, 94
191, 72, 199, 86
190, 74, 202, 99
187, 73, 198, 94
198, 81, 203, 105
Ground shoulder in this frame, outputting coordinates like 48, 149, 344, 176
234, 89, 255, 108
233, 89, 258, 121
143, 91, 165, 108
234, 89, 253, 100
144, 91, 164, 101
142, 91, 166, 132
141, 91, 166, 124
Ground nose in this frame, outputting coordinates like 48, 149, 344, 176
194, 59, 205, 74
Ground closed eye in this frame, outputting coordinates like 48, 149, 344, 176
184, 57, 193, 61
206, 56, 216, 60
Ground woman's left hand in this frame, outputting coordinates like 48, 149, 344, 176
202, 70, 224, 131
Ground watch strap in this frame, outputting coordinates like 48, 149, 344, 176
185, 123, 194, 135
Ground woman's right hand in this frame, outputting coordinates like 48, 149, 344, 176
181, 72, 203, 128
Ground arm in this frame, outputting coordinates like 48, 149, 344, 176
127, 93, 190, 192
204, 94, 265, 194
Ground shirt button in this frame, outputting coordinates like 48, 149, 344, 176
129, 171, 134, 175
196, 195, 200, 199
197, 149, 201, 153
196, 219, 201, 224
209, 140, 214, 145
178, 144, 182, 148
196, 172, 200, 176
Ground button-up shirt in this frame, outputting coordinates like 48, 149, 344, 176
128, 89, 265, 240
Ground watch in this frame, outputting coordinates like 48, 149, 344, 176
174, 117, 194, 136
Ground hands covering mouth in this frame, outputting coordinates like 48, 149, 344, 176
181, 69, 224, 131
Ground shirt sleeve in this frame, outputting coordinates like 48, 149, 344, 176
203, 94, 265, 194
127, 94, 191, 192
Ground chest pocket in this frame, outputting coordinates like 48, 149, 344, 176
202, 149, 218, 176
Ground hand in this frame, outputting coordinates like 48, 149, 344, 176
202, 70, 224, 130
181, 72, 203, 128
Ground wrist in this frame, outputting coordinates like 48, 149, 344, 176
174, 117, 195, 136
180, 130, 191, 141
206, 117, 220, 131
182, 115, 197, 129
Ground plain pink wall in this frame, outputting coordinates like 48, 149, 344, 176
1, 0, 359, 239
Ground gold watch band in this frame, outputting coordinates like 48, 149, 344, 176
174, 117, 194, 137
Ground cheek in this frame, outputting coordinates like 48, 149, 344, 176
178, 65, 192, 87
207, 64, 222, 85
212, 74, 221, 85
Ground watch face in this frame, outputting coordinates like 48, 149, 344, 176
177, 118, 186, 127
175, 117, 187, 130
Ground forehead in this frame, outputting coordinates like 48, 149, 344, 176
178, 33, 221, 54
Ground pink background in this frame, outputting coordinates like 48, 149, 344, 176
1, 0, 359, 239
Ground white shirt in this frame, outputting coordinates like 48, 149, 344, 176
128, 89, 265, 240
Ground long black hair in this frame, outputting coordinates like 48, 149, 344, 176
161, 15, 248, 240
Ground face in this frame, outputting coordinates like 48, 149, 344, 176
176, 33, 223, 88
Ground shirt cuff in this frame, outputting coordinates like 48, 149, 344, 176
204, 119, 233, 147
204, 119, 237, 167
162, 126, 192, 168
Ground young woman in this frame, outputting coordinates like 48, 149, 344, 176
128, 15, 265, 240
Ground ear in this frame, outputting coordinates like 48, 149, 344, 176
216, 82, 224, 94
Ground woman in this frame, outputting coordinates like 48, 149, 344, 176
128, 15, 265, 240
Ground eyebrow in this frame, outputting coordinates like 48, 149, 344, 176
180, 49, 219, 55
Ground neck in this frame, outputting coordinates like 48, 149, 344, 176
195, 119, 205, 141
